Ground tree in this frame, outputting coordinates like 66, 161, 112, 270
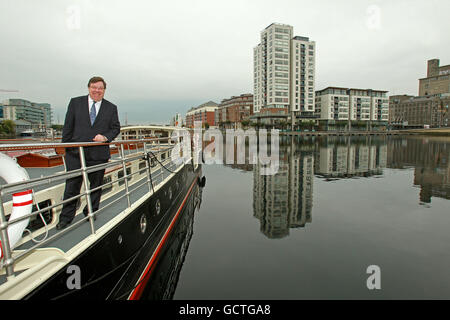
51, 124, 64, 130
0, 120, 16, 135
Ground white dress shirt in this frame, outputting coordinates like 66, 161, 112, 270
88, 95, 107, 141
88, 95, 102, 115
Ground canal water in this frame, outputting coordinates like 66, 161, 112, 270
171, 135, 450, 299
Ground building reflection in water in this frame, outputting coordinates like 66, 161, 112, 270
315, 136, 387, 179
253, 137, 314, 238
212, 134, 449, 238
387, 137, 450, 203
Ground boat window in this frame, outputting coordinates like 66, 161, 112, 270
102, 176, 113, 194
161, 153, 166, 161
28, 199, 53, 232
118, 167, 132, 186
139, 161, 147, 171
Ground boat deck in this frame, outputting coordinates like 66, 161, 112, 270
0, 139, 189, 297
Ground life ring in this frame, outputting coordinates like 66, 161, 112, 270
0, 152, 32, 259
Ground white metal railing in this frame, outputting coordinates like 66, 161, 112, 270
0, 136, 184, 279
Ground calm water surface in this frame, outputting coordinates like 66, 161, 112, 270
172, 135, 450, 299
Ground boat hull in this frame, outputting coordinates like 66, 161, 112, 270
23, 164, 202, 300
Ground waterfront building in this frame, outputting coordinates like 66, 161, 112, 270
1, 98, 52, 128
315, 87, 389, 128
253, 23, 316, 127
419, 59, 450, 96
389, 58, 450, 128
185, 101, 218, 128
389, 94, 450, 128
215, 93, 253, 129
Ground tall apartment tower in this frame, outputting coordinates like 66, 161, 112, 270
253, 23, 316, 120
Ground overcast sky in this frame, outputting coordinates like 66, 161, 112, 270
1, 0, 449, 125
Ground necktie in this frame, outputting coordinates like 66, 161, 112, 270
90, 101, 97, 125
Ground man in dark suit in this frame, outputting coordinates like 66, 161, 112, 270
56, 76, 121, 230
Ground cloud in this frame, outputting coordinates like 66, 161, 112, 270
1, 0, 449, 124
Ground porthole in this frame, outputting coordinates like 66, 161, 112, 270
118, 235, 123, 244
140, 214, 147, 234
155, 199, 161, 215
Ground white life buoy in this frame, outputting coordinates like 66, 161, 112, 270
0, 152, 32, 259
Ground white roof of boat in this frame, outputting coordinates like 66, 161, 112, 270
120, 125, 183, 132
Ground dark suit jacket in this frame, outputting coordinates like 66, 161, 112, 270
62, 95, 121, 164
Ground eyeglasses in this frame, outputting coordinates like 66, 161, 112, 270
90, 86, 105, 91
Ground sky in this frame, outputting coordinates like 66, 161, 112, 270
1, 0, 449, 125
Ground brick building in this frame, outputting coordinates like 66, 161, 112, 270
215, 94, 253, 129
185, 101, 218, 128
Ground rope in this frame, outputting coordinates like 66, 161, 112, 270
146, 151, 177, 174
23, 190, 49, 244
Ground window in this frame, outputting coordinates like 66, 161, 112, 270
275, 34, 289, 40
275, 66, 288, 71
275, 60, 288, 65
274, 72, 288, 78
102, 176, 113, 194
118, 167, 132, 186
275, 53, 288, 59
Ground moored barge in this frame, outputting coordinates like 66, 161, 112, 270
0, 128, 204, 300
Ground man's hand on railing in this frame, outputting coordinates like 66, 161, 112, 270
93, 134, 108, 142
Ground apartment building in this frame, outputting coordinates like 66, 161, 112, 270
215, 94, 253, 129
1, 98, 52, 128
253, 23, 316, 125
315, 87, 389, 123
185, 101, 218, 128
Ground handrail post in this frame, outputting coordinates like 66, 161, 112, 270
120, 144, 131, 207
0, 195, 15, 278
79, 146, 96, 234
143, 142, 152, 193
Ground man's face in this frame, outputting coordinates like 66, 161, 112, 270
88, 81, 105, 102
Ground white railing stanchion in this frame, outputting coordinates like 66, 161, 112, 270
120, 144, 131, 208
0, 196, 15, 278
79, 146, 96, 234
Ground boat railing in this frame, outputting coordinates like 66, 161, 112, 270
0, 136, 184, 279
